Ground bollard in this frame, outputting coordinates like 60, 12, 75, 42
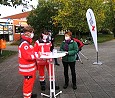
0, 39, 6, 55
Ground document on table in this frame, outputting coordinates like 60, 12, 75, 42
40, 51, 67, 59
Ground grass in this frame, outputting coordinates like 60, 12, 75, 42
98, 34, 114, 43
0, 50, 17, 63
10, 40, 20, 45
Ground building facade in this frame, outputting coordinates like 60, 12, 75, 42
0, 11, 29, 41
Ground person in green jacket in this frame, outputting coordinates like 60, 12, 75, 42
60, 31, 78, 90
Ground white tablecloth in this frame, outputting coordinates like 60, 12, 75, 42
40, 51, 67, 59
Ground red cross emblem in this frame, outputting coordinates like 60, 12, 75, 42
92, 26, 95, 31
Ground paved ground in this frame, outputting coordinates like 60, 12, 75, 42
1, 40, 115, 98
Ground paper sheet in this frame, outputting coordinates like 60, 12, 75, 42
40, 51, 67, 59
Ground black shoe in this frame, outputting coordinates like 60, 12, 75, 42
55, 85, 60, 90
40, 81, 46, 91
73, 85, 77, 90
76, 55, 79, 60
63, 84, 68, 89
31, 94, 37, 98
55, 63, 60, 66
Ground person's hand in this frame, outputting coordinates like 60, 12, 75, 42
59, 57, 62, 60
35, 52, 40, 59
66, 52, 68, 55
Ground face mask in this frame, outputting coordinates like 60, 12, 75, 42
30, 33, 34, 38
43, 35, 48, 40
65, 36, 70, 40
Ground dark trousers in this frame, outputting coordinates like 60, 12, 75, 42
62, 61, 76, 85
54, 58, 58, 64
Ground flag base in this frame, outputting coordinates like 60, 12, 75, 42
93, 61, 102, 65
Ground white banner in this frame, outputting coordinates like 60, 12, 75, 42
86, 8, 98, 52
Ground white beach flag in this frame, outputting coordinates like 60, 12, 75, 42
86, 8, 98, 52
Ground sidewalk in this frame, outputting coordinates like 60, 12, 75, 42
1, 40, 115, 98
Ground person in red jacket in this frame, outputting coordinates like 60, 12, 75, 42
73, 38, 84, 50
18, 26, 38, 98
34, 30, 59, 91
73, 38, 84, 60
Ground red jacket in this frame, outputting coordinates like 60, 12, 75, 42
34, 40, 52, 54
34, 40, 52, 65
73, 38, 84, 49
18, 35, 36, 76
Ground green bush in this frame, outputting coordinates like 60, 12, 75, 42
54, 35, 64, 46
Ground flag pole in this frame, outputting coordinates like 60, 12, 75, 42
86, 8, 102, 65
93, 51, 102, 65
97, 51, 98, 63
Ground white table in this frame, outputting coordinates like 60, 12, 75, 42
40, 51, 67, 98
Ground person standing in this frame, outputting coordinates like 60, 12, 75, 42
48, 31, 60, 65
73, 38, 84, 50
34, 30, 59, 91
18, 26, 38, 98
73, 38, 84, 60
60, 31, 78, 90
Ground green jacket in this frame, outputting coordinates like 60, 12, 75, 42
60, 39, 78, 62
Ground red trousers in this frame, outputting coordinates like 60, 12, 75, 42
23, 73, 36, 98
37, 59, 53, 81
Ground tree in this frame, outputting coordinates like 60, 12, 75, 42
0, 0, 34, 8
99, 0, 115, 36
27, 0, 114, 39
53, 0, 105, 36
27, 0, 61, 38
0, 0, 22, 6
